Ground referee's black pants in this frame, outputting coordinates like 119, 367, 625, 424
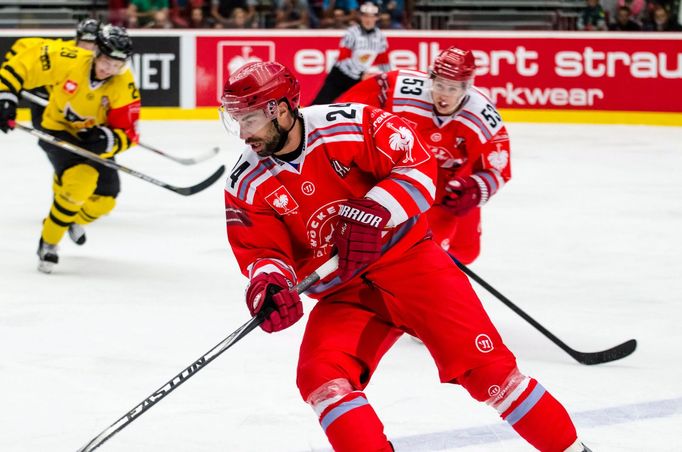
311, 66, 361, 105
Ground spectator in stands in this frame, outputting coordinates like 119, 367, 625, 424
127, 0, 171, 27
275, 0, 313, 28
230, 7, 258, 27
321, 0, 358, 27
643, 4, 682, 30
577, 0, 608, 30
618, 0, 646, 18
609, 5, 643, 28
168, 0, 206, 27
108, 0, 128, 26
189, 3, 213, 27
377, 0, 404, 28
211, 0, 257, 27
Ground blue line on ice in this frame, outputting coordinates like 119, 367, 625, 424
391, 396, 682, 450
306, 396, 682, 451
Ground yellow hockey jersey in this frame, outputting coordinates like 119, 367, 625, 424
1, 37, 73, 68
0, 41, 140, 156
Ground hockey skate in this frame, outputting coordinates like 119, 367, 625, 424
37, 238, 59, 274
566, 440, 592, 452
68, 223, 86, 245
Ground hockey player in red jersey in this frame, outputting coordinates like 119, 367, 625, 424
338, 46, 509, 264
221, 61, 590, 452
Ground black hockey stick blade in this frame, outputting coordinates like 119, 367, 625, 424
568, 338, 637, 365
451, 256, 638, 365
171, 164, 226, 196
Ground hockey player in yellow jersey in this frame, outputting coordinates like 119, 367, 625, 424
1, 18, 101, 129
0, 25, 140, 273
1, 18, 99, 65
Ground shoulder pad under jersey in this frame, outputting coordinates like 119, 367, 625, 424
455, 88, 504, 143
224, 146, 277, 204
391, 71, 432, 118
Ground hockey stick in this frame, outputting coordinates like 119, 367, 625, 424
20, 90, 219, 165
76, 256, 339, 452
451, 256, 637, 365
137, 141, 220, 166
13, 122, 225, 196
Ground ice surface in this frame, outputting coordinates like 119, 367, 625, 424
1, 121, 680, 451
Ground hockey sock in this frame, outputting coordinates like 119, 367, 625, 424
75, 195, 116, 225
499, 378, 577, 452
43, 164, 98, 244
318, 391, 392, 452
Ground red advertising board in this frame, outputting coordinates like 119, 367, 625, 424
196, 32, 682, 112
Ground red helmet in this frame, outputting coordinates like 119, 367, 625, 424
221, 61, 300, 114
431, 47, 476, 83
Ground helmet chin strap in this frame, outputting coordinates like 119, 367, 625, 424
272, 110, 299, 154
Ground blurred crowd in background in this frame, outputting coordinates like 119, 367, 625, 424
579, 0, 681, 30
110, 0, 406, 30
110, 0, 681, 31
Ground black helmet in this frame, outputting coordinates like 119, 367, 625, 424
95, 24, 133, 61
76, 18, 100, 43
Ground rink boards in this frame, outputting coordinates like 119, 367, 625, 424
1, 30, 681, 125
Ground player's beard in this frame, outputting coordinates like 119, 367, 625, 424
246, 122, 282, 158
246, 116, 297, 158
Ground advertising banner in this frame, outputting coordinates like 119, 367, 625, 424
195, 33, 682, 113
0, 34, 180, 107
129, 36, 180, 107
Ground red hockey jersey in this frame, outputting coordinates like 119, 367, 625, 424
224, 103, 437, 297
337, 69, 511, 203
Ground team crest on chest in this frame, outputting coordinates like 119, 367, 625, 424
63, 103, 95, 128
265, 186, 299, 215
63, 80, 78, 94
430, 132, 442, 142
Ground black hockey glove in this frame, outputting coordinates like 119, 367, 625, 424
0, 93, 18, 133
77, 126, 115, 155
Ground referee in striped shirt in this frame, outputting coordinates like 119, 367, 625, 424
311, 1, 391, 105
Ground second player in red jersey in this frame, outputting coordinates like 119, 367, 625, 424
220, 61, 590, 452
338, 46, 511, 264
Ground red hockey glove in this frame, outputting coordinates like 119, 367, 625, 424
442, 175, 489, 216
333, 198, 390, 282
246, 272, 303, 333
0, 93, 17, 133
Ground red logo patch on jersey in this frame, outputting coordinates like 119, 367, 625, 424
63, 80, 78, 94
301, 181, 316, 196
475, 334, 494, 353
265, 186, 299, 216
430, 132, 442, 142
